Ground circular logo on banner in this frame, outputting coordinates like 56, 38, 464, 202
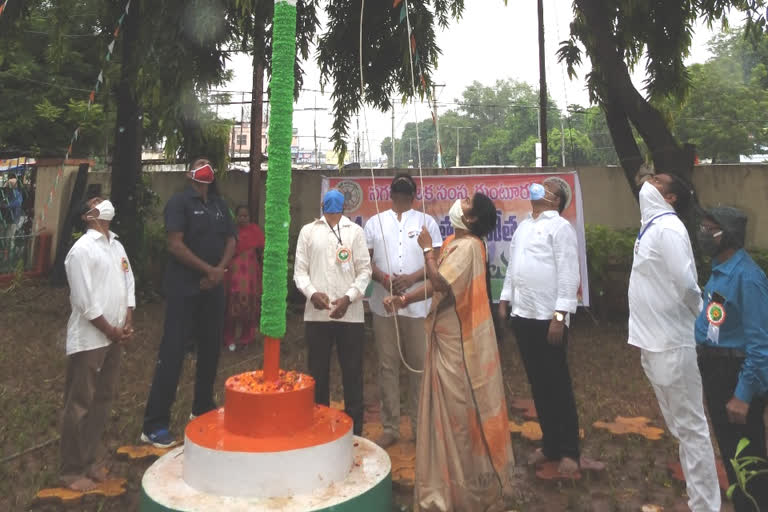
706, 302, 726, 326
336, 180, 363, 213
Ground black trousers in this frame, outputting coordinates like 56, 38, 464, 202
143, 287, 225, 433
306, 321, 364, 435
698, 352, 768, 512
511, 316, 580, 460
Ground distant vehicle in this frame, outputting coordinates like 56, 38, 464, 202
342, 162, 361, 170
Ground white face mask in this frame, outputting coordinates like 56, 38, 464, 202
638, 181, 664, 206
88, 200, 116, 221
449, 199, 469, 231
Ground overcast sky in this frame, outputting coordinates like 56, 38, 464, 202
216, 1, 733, 162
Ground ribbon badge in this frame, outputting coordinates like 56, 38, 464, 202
706, 302, 726, 326
336, 247, 351, 265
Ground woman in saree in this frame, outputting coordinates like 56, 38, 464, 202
224, 206, 265, 351
384, 193, 515, 512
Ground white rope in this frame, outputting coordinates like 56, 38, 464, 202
359, 0, 424, 374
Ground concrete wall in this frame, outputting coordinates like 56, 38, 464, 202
35, 163, 768, 255
34, 159, 94, 263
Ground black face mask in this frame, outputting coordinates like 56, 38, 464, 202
697, 229, 723, 256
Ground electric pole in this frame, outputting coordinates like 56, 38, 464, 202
248, 16, 266, 224
432, 83, 445, 168
409, 137, 413, 167
355, 116, 360, 162
313, 95, 318, 168
456, 126, 467, 167
537, 0, 548, 167
391, 105, 396, 168
560, 117, 566, 167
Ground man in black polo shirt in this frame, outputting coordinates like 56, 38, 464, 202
141, 158, 236, 448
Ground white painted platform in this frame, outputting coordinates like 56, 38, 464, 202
183, 428, 353, 497
141, 437, 392, 512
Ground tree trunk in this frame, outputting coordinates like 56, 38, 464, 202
249, 19, 266, 224
111, 0, 143, 262
537, 0, 548, 167
575, 0, 695, 189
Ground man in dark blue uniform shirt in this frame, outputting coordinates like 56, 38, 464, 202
695, 206, 768, 511
141, 158, 236, 447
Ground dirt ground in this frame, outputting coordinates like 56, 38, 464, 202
0, 281, 736, 511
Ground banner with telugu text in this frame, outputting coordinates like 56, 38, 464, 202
322, 172, 589, 306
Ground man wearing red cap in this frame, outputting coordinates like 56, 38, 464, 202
141, 158, 237, 448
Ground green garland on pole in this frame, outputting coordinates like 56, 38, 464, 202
260, 0, 297, 338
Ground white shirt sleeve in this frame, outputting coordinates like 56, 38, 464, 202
123, 245, 136, 309
552, 222, 580, 313
293, 225, 318, 299
658, 229, 701, 317
499, 237, 515, 303
346, 226, 372, 302
363, 217, 376, 250
426, 215, 443, 248
65, 245, 103, 321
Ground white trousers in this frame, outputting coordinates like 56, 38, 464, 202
641, 347, 721, 512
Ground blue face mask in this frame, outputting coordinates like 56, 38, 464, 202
529, 183, 547, 201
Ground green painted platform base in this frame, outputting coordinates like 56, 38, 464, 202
140, 436, 391, 511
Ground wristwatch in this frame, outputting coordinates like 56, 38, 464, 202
423, 247, 433, 254
553, 311, 565, 322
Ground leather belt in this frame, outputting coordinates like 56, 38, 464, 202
697, 344, 746, 358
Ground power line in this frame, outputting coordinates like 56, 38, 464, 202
5, 76, 93, 92
23, 30, 98, 38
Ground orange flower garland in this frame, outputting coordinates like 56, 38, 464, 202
226, 370, 313, 394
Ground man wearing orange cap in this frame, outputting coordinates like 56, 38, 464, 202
141, 158, 237, 448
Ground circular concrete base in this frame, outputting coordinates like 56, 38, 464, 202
140, 437, 391, 511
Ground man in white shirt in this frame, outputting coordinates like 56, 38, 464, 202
498, 177, 581, 475
294, 189, 372, 435
61, 197, 135, 491
628, 171, 720, 512
364, 174, 442, 448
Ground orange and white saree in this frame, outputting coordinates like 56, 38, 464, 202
415, 235, 515, 511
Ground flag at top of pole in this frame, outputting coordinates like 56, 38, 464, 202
260, 0, 298, 380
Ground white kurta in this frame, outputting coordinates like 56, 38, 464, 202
628, 182, 720, 512
500, 210, 580, 322
64, 229, 135, 356
293, 215, 371, 323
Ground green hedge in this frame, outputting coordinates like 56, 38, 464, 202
585, 224, 768, 291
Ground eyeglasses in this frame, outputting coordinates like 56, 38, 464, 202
699, 224, 722, 234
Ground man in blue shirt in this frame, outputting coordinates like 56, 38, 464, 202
141, 158, 236, 448
696, 206, 768, 511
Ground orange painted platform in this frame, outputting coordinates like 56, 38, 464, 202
224, 370, 316, 437
186, 404, 353, 453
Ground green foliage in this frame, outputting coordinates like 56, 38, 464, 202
584, 224, 636, 296
0, 0, 116, 157
318, 0, 465, 163
133, 221, 167, 303
381, 80, 618, 167
664, 27, 768, 162
727, 437, 768, 511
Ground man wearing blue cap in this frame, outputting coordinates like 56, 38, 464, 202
294, 189, 372, 435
